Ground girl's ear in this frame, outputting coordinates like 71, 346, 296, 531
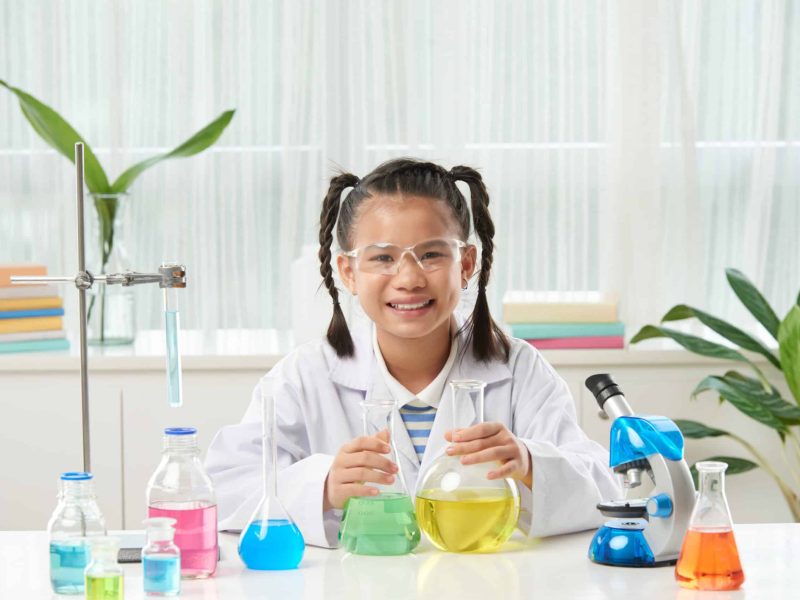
337, 254, 357, 295
461, 243, 477, 282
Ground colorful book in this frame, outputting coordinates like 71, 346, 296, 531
526, 336, 625, 350
0, 296, 63, 311
0, 329, 66, 343
0, 284, 59, 299
503, 291, 618, 323
0, 264, 47, 287
0, 338, 70, 354
0, 308, 65, 319
0, 316, 63, 334
511, 322, 625, 339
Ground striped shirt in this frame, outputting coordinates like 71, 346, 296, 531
372, 324, 459, 462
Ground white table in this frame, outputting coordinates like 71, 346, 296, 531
1, 524, 795, 599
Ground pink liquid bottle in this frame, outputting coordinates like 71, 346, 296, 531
146, 427, 218, 579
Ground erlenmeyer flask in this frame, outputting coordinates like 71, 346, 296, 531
339, 398, 421, 555
238, 381, 305, 570
416, 380, 519, 553
675, 461, 744, 590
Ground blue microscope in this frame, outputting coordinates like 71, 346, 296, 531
585, 374, 696, 567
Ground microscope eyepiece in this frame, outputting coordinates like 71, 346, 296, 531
585, 374, 624, 409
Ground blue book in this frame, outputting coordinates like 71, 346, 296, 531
0, 308, 65, 319
0, 338, 70, 354
510, 322, 625, 339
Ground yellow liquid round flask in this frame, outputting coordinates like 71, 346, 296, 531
415, 380, 519, 553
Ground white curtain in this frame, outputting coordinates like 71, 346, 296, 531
1, 0, 797, 341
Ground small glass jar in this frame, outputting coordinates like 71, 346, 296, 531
142, 517, 181, 596
84, 537, 124, 600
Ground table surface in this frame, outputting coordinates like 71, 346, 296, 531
1, 524, 796, 599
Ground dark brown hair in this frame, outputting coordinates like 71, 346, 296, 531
318, 158, 510, 363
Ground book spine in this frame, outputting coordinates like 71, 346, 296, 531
0, 297, 63, 311
503, 303, 618, 323
0, 316, 63, 334
0, 330, 66, 343
0, 338, 70, 354
526, 336, 625, 350
0, 308, 65, 319
0, 284, 59, 299
510, 322, 625, 339
0, 265, 47, 286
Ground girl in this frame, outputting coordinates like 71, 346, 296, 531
205, 158, 620, 547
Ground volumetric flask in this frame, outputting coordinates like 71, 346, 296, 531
339, 398, 421, 555
47, 472, 106, 595
675, 461, 744, 590
146, 427, 218, 579
416, 380, 519, 553
238, 380, 305, 570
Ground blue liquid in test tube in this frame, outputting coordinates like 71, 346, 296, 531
164, 309, 182, 408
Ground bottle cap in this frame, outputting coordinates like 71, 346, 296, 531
143, 517, 178, 542
164, 427, 197, 436
60, 472, 93, 481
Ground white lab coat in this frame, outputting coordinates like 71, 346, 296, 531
205, 323, 621, 548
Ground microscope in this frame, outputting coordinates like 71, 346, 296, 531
585, 374, 696, 567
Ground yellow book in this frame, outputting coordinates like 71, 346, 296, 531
502, 291, 618, 323
0, 316, 63, 334
0, 297, 63, 311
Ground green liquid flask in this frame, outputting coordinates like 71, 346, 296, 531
85, 537, 124, 600
339, 398, 421, 555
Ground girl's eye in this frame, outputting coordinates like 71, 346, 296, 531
368, 254, 395, 263
421, 251, 445, 260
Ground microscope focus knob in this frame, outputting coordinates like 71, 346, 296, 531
646, 494, 673, 518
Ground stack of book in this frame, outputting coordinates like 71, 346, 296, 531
0, 264, 69, 353
503, 291, 624, 350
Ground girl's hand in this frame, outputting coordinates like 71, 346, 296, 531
323, 429, 398, 511
445, 423, 533, 489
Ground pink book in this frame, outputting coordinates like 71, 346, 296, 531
527, 336, 625, 350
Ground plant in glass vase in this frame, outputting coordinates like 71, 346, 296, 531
1, 79, 234, 344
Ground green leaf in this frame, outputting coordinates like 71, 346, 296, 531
629, 324, 753, 363
693, 375, 788, 432
0, 79, 110, 193
690, 456, 759, 487
726, 268, 781, 341
723, 371, 800, 423
674, 419, 730, 439
662, 304, 781, 370
778, 303, 800, 405
110, 109, 235, 193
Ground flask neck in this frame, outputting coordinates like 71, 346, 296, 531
449, 380, 486, 430
163, 434, 199, 455
698, 468, 726, 500
61, 479, 97, 500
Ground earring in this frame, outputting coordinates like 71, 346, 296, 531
461, 279, 468, 290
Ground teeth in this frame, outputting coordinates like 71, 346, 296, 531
390, 300, 431, 310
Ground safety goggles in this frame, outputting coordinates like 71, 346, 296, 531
341, 238, 467, 276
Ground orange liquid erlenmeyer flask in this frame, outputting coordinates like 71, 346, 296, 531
675, 461, 744, 591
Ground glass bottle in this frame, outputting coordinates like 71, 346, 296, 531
238, 380, 305, 569
416, 380, 520, 553
675, 461, 745, 590
146, 427, 218, 579
339, 398, 421, 555
47, 472, 107, 594
142, 517, 181, 596
84, 537, 124, 600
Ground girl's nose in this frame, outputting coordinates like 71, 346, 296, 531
393, 253, 426, 287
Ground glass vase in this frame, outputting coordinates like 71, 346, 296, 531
86, 192, 136, 345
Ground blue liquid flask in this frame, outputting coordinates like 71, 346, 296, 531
142, 517, 181, 596
47, 472, 107, 594
238, 380, 305, 570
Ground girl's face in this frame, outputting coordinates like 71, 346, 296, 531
337, 194, 476, 349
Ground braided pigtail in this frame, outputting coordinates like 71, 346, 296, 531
318, 172, 360, 357
449, 166, 510, 363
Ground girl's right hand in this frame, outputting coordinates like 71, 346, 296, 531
323, 429, 398, 511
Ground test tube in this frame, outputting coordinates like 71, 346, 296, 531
163, 287, 183, 408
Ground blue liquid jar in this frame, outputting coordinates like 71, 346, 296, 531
47, 472, 106, 594
142, 517, 181, 596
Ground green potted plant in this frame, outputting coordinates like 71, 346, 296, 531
631, 268, 800, 520
1, 80, 234, 344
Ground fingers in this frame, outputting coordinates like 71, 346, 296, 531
341, 451, 398, 474
458, 445, 515, 466
446, 432, 503, 457
342, 435, 391, 455
338, 483, 383, 499
487, 460, 520, 480
449, 422, 503, 442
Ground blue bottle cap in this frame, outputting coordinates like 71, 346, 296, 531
60, 472, 93, 481
164, 427, 197, 436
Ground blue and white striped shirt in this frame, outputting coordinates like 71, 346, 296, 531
372, 324, 459, 462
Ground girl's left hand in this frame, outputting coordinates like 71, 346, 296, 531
445, 423, 533, 489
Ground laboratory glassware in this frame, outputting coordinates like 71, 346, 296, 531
675, 461, 745, 590
146, 427, 218, 579
47, 471, 107, 594
416, 380, 520, 553
238, 380, 305, 569
142, 517, 181, 596
162, 285, 183, 408
84, 537, 124, 600
339, 398, 421, 555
